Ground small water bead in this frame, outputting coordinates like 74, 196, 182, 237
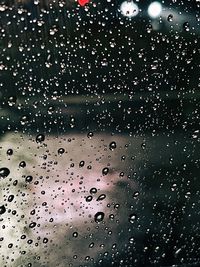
96, 194, 106, 201
129, 213, 137, 223
167, 14, 173, 22
109, 141, 117, 151
29, 222, 37, 228
86, 195, 93, 202
94, 211, 105, 223
89, 242, 94, 248
19, 161, 26, 168
6, 149, 13, 156
58, 148, 65, 155
43, 238, 48, 243
90, 187, 97, 194
0, 167, 10, 178
36, 134, 45, 143
8, 96, 17, 106
183, 21, 190, 32
8, 195, 14, 202
0, 205, 6, 215
72, 232, 78, 238
133, 191, 140, 198
25, 176, 33, 183
102, 167, 109, 175
79, 161, 85, 167
87, 132, 94, 139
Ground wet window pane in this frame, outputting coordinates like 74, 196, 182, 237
0, 1, 200, 266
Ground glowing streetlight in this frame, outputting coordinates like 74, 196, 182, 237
148, 1, 162, 18
120, 1, 139, 18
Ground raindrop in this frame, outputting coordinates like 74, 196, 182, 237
7, 96, 17, 106
86, 195, 93, 202
129, 213, 137, 223
133, 191, 140, 198
183, 22, 190, 32
36, 134, 45, 143
89, 242, 94, 248
19, 161, 26, 168
94, 211, 105, 223
167, 14, 173, 22
29, 222, 37, 228
72, 232, 78, 238
79, 161, 85, 167
0, 167, 10, 178
58, 148, 65, 155
102, 167, 109, 175
6, 149, 13, 156
25, 176, 33, 183
97, 194, 106, 201
0, 205, 6, 215
43, 238, 48, 243
109, 141, 117, 151
8, 195, 14, 202
87, 132, 94, 139
90, 187, 97, 194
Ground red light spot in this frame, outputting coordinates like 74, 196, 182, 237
78, 0, 90, 6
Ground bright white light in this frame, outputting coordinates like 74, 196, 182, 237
148, 1, 162, 18
120, 1, 139, 18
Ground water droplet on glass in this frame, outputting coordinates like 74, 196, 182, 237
90, 187, 97, 194
19, 161, 26, 168
8, 195, 14, 202
102, 167, 109, 175
25, 176, 33, 183
36, 134, 45, 143
29, 222, 37, 228
0, 167, 10, 178
129, 213, 137, 223
167, 14, 173, 22
97, 194, 106, 201
94, 211, 105, 223
133, 191, 140, 198
6, 149, 13, 156
43, 238, 48, 244
79, 161, 85, 167
7, 96, 17, 106
0, 205, 6, 215
72, 232, 78, 238
87, 132, 94, 139
86, 195, 93, 202
58, 148, 65, 155
109, 141, 117, 151
183, 22, 190, 32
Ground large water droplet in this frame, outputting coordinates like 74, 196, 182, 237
94, 211, 105, 223
0, 167, 10, 178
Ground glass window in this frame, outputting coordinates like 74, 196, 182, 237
0, 1, 199, 266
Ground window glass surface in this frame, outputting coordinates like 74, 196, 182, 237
0, 1, 200, 266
